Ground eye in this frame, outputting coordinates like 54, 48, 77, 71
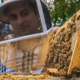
22, 12, 28, 16
9, 15, 17, 20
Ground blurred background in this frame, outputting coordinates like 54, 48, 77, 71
0, 0, 10, 36
43, 0, 80, 27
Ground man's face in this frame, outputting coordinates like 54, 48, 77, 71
7, 2, 39, 36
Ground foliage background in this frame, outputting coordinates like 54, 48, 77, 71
43, 0, 80, 27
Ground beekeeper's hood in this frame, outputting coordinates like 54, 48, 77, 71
0, 0, 52, 44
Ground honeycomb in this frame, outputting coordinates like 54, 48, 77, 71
42, 10, 80, 76
0, 73, 50, 80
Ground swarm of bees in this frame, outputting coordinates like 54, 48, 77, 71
42, 10, 80, 77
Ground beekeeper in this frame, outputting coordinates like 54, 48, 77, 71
0, 0, 58, 73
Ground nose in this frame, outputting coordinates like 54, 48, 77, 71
18, 16, 24, 26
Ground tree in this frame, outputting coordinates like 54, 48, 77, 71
44, 0, 80, 27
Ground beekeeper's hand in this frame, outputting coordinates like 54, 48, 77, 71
52, 27, 60, 34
